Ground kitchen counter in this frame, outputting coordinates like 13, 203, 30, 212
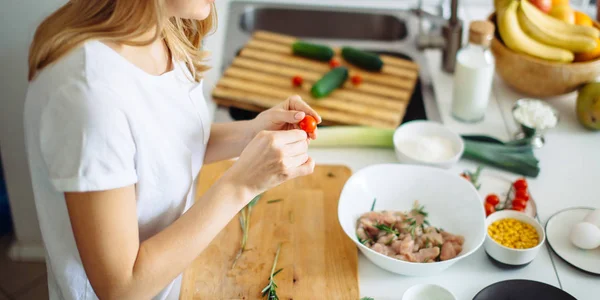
205, 1, 600, 299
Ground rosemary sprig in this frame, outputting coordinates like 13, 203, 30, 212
370, 198, 377, 211
261, 244, 282, 300
461, 166, 483, 190
411, 204, 428, 217
267, 199, 282, 204
232, 194, 262, 268
357, 234, 373, 246
374, 224, 399, 236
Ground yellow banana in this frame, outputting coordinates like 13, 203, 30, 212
517, 8, 597, 52
497, 0, 574, 62
520, 0, 599, 39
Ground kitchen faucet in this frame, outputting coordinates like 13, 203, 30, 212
414, 0, 463, 73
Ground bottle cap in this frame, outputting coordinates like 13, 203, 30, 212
468, 20, 495, 47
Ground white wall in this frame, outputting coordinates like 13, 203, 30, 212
0, 0, 67, 259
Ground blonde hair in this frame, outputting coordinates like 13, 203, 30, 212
28, 0, 216, 82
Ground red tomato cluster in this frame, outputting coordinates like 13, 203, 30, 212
484, 178, 530, 217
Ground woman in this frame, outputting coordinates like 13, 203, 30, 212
24, 0, 320, 299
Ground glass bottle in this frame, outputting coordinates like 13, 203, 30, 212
451, 20, 496, 123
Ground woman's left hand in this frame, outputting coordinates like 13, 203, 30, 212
252, 95, 322, 140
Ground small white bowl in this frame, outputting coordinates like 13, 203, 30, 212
402, 284, 456, 300
393, 120, 464, 169
484, 210, 546, 266
338, 164, 486, 276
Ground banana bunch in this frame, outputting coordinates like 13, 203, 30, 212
496, 0, 600, 63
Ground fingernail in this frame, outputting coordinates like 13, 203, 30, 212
295, 112, 305, 120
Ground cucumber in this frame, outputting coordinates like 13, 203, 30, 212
311, 67, 348, 99
341, 47, 383, 71
292, 41, 334, 61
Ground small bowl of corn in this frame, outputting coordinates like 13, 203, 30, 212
484, 210, 546, 267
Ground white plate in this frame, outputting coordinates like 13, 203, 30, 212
477, 172, 537, 218
545, 207, 600, 275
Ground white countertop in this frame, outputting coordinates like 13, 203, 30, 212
206, 1, 600, 299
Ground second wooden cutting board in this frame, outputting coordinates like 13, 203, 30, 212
180, 161, 358, 299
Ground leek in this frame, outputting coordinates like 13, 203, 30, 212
310, 126, 541, 177
310, 126, 395, 148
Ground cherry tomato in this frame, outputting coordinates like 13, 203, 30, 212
329, 58, 341, 68
515, 189, 530, 201
351, 75, 363, 86
512, 204, 526, 212
514, 178, 528, 190
485, 202, 496, 217
485, 194, 500, 206
298, 115, 317, 134
512, 198, 527, 209
291, 75, 303, 87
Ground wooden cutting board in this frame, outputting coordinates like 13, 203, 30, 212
180, 161, 358, 299
213, 30, 419, 129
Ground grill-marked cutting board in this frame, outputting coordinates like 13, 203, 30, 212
213, 30, 419, 129
180, 161, 358, 299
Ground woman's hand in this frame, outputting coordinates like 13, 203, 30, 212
225, 129, 315, 196
252, 95, 322, 140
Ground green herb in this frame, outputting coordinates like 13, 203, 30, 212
232, 194, 262, 268
411, 204, 428, 217
462, 165, 483, 190
357, 234, 372, 246
267, 199, 283, 204
360, 297, 375, 300
374, 224, 399, 236
261, 244, 282, 300
370, 198, 377, 211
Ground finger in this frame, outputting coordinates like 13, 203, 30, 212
284, 139, 308, 156
287, 95, 322, 123
308, 128, 317, 140
282, 152, 309, 169
286, 156, 315, 179
271, 109, 306, 124
272, 129, 308, 145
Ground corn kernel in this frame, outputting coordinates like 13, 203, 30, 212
488, 218, 539, 249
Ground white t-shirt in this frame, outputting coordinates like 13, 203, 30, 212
23, 40, 211, 300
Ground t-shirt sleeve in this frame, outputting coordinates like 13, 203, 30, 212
40, 82, 138, 192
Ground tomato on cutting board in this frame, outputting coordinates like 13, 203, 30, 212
299, 115, 317, 134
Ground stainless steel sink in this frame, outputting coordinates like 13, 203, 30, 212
240, 8, 408, 41
220, 2, 442, 123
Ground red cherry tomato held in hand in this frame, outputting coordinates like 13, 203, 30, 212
485, 194, 500, 206
512, 198, 528, 209
485, 202, 496, 217
299, 115, 317, 134
514, 178, 528, 190
515, 189, 530, 201
291, 75, 303, 87
329, 58, 341, 68
512, 204, 526, 212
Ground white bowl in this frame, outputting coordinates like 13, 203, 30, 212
402, 284, 456, 300
484, 210, 546, 266
338, 164, 486, 276
393, 120, 464, 169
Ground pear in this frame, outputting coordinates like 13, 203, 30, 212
576, 82, 600, 131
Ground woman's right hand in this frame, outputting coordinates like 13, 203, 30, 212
226, 129, 315, 197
